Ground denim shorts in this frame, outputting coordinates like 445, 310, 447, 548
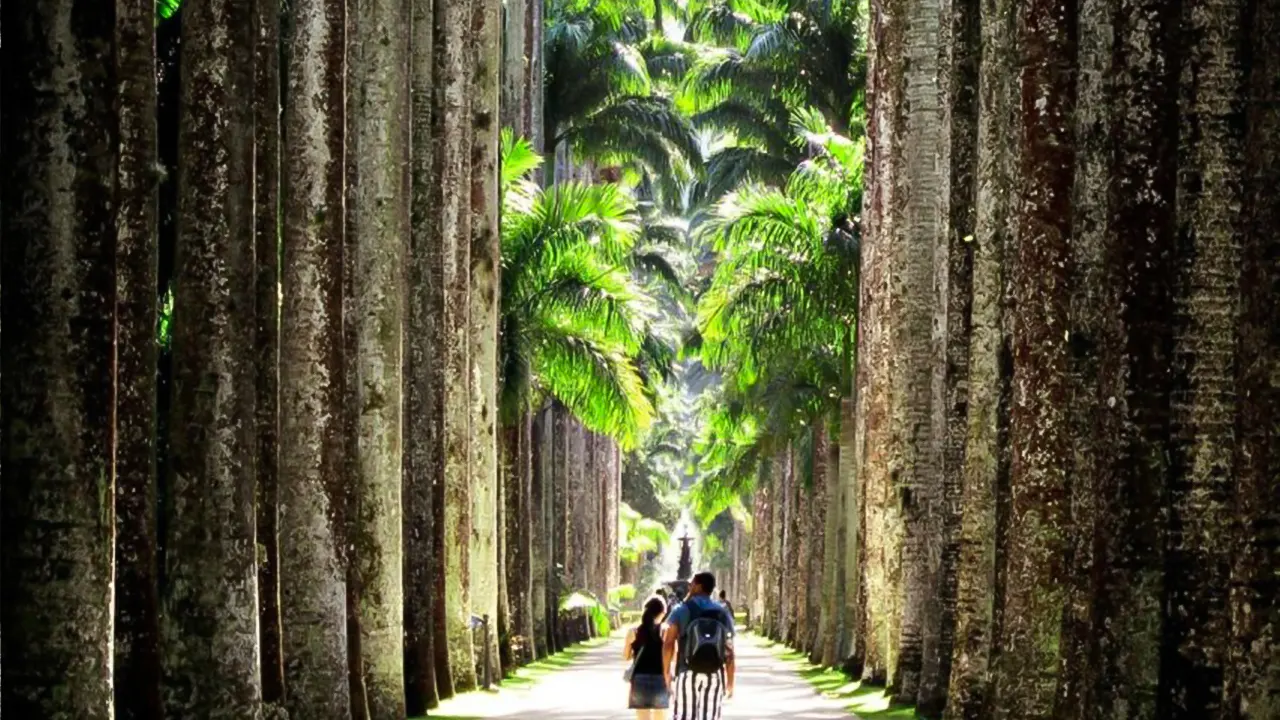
629, 672, 671, 709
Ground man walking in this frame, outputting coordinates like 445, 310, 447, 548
663, 571, 735, 720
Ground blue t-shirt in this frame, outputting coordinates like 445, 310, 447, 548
666, 594, 734, 673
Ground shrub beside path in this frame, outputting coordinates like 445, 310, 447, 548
427, 632, 856, 719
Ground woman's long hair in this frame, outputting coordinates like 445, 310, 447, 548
634, 595, 667, 649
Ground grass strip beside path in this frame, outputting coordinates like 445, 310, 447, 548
756, 635, 919, 720
413, 636, 612, 720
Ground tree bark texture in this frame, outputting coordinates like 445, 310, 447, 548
568, 422, 591, 592
916, 0, 978, 714
792, 443, 813, 649
114, 0, 163, 715
278, 0, 354, 710
405, 0, 441, 707
1160, 0, 1248, 715
1226, 3, 1280, 716
347, 0, 411, 707
504, 416, 536, 665
469, 0, 503, 681
892, 0, 946, 699
164, 0, 264, 712
551, 406, 571, 649
942, 0, 1016, 716
991, 0, 1076, 715
840, 395, 866, 672
857, 0, 905, 685
820, 427, 844, 666
1, 1, 119, 714
769, 451, 786, 641
254, 0, 285, 704
530, 409, 552, 658
606, 440, 621, 596
807, 426, 830, 661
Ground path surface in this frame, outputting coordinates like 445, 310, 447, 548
433, 632, 855, 719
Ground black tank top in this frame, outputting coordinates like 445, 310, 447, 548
631, 623, 665, 675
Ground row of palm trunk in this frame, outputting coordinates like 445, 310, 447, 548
1, 0, 622, 716
750, 0, 1280, 718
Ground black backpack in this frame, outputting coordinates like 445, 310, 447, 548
682, 603, 730, 674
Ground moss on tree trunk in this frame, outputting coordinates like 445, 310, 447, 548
164, 0, 264, 712
1, 1, 119, 714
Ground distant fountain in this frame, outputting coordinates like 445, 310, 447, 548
659, 514, 698, 602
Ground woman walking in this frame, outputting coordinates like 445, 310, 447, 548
624, 596, 670, 719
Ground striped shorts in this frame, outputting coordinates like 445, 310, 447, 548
671, 670, 726, 720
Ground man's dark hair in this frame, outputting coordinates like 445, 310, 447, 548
719, 590, 726, 600
692, 571, 716, 594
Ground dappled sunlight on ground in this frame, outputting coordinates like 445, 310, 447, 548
421, 631, 862, 719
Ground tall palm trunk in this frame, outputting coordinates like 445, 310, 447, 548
891, 0, 947, 699
114, 0, 163, 715
990, 0, 1076, 714
1159, 1, 1249, 715
568, 422, 590, 592
807, 426, 830, 660
531, 409, 551, 658
855, 0, 902, 684
1, 1, 119, 714
1060, 1, 1177, 717
436, 0, 478, 695
819, 417, 844, 667
469, 0, 503, 684
254, 0, 285, 703
1226, 6, 1280, 714
839, 394, 865, 672
277, 0, 354, 711
917, 1, 979, 714
405, 0, 440, 708
550, 406, 571, 650
942, 0, 1016, 716
766, 450, 787, 639
346, 0, 410, 707
791, 442, 812, 649
606, 441, 621, 597
504, 415, 536, 664
163, 0, 264, 712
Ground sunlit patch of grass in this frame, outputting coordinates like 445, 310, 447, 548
757, 634, 919, 720
410, 636, 612, 719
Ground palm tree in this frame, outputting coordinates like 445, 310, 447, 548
499, 131, 659, 664
688, 115, 862, 664
2, 1, 124, 715
543, 0, 702, 186
681, 0, 866, 203
499, 132, 657, 444
276, 0, 352, 711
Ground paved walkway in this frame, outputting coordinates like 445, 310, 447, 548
431, 632, 855, 719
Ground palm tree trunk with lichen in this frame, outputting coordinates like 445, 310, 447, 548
277, 0, 354, 711
405, 0, 441, 708
1225, 5, 1280, 715
1158, 1, 1249, 715
164, 0, 265, 711
468, 0, 503, 684
437, 0, 478, 694
254, 0, 285, 703
942, 0, 1016, 715
114, 0, 163, 714
530, 409, 552, 658
1, 1, 119, 713
806, 426, 829, 660
989, 0, 1076, 714
819, 418, 844, 667
346, 0, 410, 707
915, 0, 978, 714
